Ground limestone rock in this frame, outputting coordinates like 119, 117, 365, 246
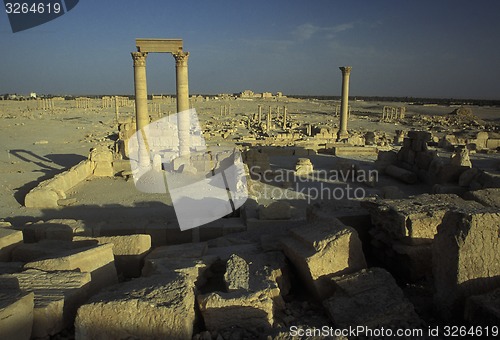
12, 239, 77, 262
24, 243, 118, 294
224, 254, 250, 291
385, 164, 417, 184
197, 289, 275, 333
22, 219, 84, 242
323, 268, 421, 329
75, 274, 195, 340
7, 269, 91, 338
295, 158, 313, 176
259, 201, 291, 220
0, 227, 23, 261
465, 288, 500, 326
433, 208, 500, 320
74, 234, 151, 278
463, 188, 500, 208
197, 251, 288, 333
0, 286, 34, 340
281, 218, 366, 299
362, 194, 483, 243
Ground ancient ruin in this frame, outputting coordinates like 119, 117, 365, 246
1, 33, 499, 340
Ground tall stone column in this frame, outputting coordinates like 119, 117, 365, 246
131, 51, 150, 167
173, 51, 190, 157
283, 106, 287, 129
337, 66, 352, 141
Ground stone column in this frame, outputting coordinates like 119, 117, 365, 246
283, 106, 287, 129
131, 51, 150, 167
114, 96, 119, 122
337, 66, 352, 141
258, 105, 262, 122
173, 51, 190, 157
267, 106, 272, 132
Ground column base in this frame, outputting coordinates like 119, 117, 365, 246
337, 131, 349, 142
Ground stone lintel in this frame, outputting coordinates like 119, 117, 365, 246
136, 39, 183, 53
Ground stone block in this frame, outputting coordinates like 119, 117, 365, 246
89, 146, 113, 163
281, 218, 366, 299
433, 208, 500, 320
10, 269, 91, 338
75, 274, 195, 340
73, 235, 151, 278
12, 239, 76, 262
0, 284, 34, 340
323, 268, 421, 329
407, 131, 431, 141
259, 201, 291, 220
459, 168, 481, 187
465, 288, 500, 326
93, 162, 114, 177
385, 165, 417, 184
0, 228, 23, 261
197, 252, 287, 333
22, 219, 83, 243
362, 194, 483, 243
24, 188, 59, 208
463, 188, 500, 208
24, 243, 118, 294
295, 158, 313, 176
224, 254, 250, 291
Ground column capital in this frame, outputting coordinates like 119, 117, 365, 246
173, 51, 189, 66
339, 66, 352, 75
131, 52, 148, 67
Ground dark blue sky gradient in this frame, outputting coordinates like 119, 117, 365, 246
1, 0, 499, 98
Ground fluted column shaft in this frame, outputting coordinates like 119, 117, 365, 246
174, 51, 190, 157
132, 52, 150, 167
338, 66, 352, 141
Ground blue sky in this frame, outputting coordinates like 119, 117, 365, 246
1, 0, 499, 98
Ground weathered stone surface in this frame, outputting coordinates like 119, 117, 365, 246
295, 158, 313, 176
146, 242, 208, 260
22, 219, 84, 242
12, 239, 76, 262
25, 160, 94, 208
323, 268, 421, 329
74, 234, 151, 277
75, 274, 195, 340
281, 218, 366, 299
259, 201, 291, 220
197, 251, 288, 333
8, 269, 91, 338
244, 149, 270, 174
459, 168, 481, 187
0, 262, 23, 274
433, 208, 500, 320
198, 289, 276, 332
450, 148, 472, 168
362, 194, 483, 243
24, 188, 59, 208
0, 227, 23, 261
141, 241, 215, 287
89, 146, 113, 163
0, 283, 34, 340
385, 164, 417, 184
463, 188, 500, 208
224, 254, 249, 291
24, 243, 117, 294
465, 288, 500, 326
